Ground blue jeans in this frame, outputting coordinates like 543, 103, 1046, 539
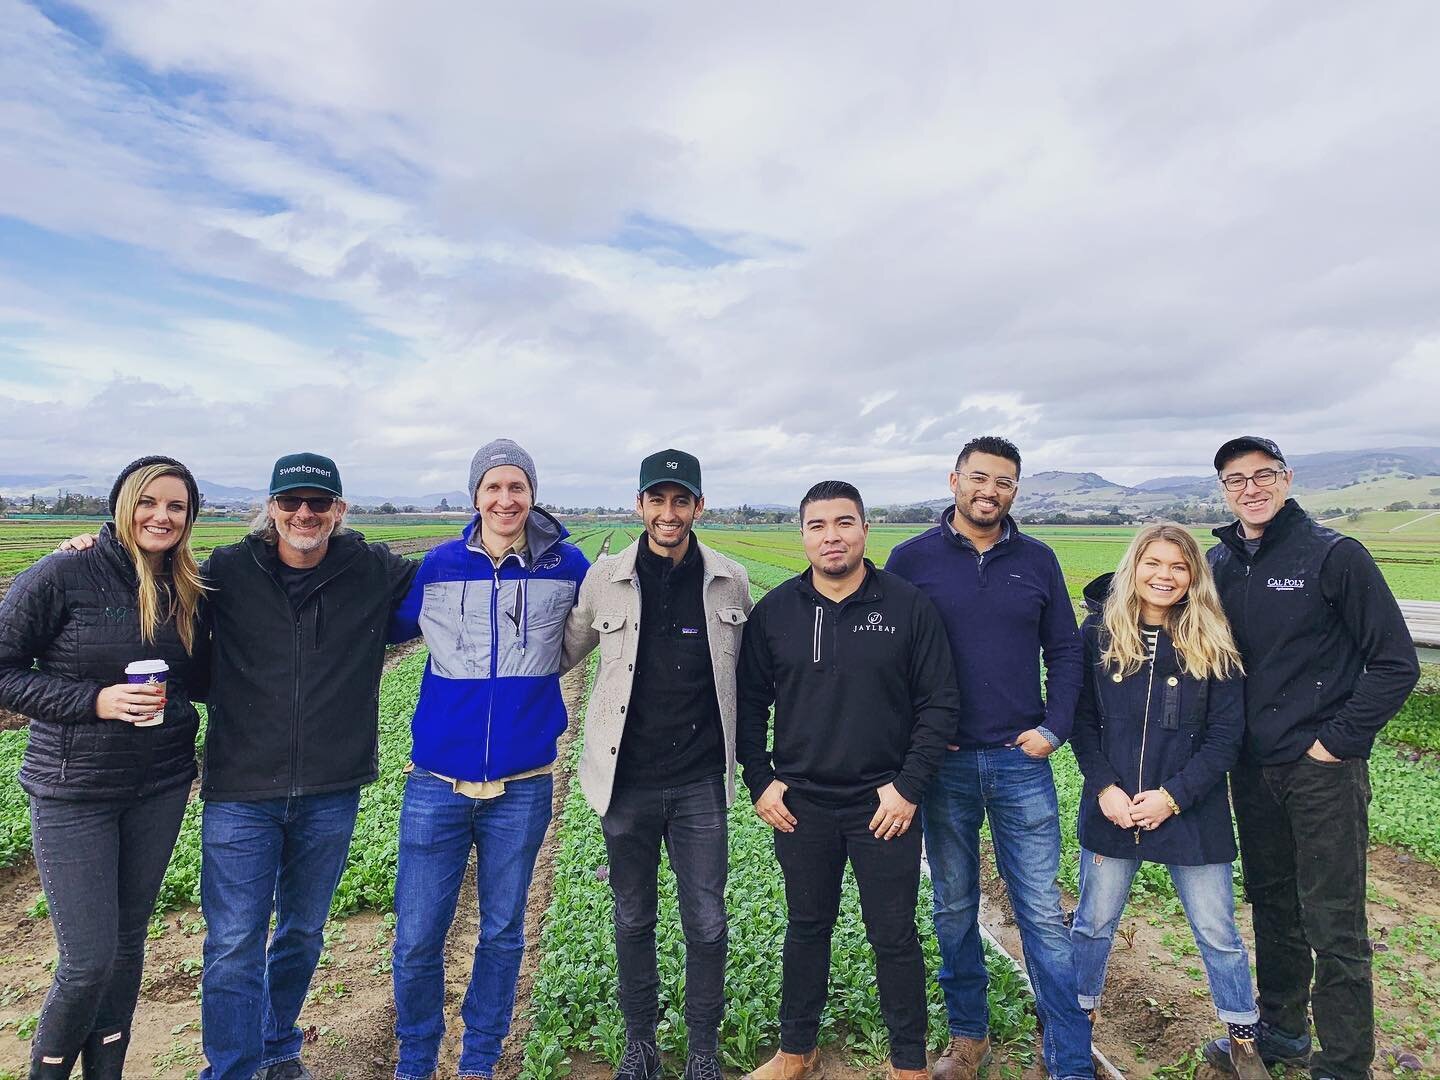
923, 746, 1094, 1080
1071, 850, 1259, 1024
392, 768, 553, 1080
600, 777, 728, 1054
199, 789, 362, 1080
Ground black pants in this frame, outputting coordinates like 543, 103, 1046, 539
28, 785, 189, 1079
601, 777, 729, 1054
1232, 756, 1372, 1080
773, 791, 926, 1071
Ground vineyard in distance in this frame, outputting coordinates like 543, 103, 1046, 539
0, 512, 1435, 1078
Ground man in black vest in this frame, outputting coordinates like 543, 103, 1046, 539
1204, 437, 1418, 1080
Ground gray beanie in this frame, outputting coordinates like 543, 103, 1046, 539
469, 438, 538, 500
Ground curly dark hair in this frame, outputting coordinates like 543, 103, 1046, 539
955, 435, 1021, 476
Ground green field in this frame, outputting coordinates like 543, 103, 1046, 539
695, 520, 1440, 603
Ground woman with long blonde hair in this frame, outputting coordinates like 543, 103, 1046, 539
0, 456, 208, 1079
1068, 524, 1266, 1078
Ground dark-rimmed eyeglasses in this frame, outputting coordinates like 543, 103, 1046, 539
273, 495, 336, 513
1219, 468, 1287, 492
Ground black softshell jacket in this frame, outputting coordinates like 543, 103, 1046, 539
0, 525, 206, 801
201, 531, 417, 801
736, 562, 959, 806
1208, 500, 1418, 765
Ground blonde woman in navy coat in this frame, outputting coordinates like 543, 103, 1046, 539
1069, 524, 1265, 1079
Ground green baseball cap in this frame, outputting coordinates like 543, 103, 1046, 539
270, 452, 343, 497
638, 448, 702, 498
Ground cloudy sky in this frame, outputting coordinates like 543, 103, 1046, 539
2, 0, 1438, 506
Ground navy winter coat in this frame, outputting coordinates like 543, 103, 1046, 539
1070, 574, 1243, 865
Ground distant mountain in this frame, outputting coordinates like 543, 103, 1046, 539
3, 447, 1437, 517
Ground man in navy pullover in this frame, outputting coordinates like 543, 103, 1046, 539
886, 436, 1093, 1080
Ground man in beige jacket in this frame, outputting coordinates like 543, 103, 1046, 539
563, 449, 752, 1080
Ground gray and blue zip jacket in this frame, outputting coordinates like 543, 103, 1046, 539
389, 507, 588, 782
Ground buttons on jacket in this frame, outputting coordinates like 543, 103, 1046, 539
1167, 676, 1179, 686
1112, 673, 1123, 683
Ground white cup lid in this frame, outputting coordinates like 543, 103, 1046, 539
125, 659, 170, 675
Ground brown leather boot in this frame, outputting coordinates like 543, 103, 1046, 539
931, 1035, 991, 1080
887, 1067, 930, 1079
741, 1048, 825, 1079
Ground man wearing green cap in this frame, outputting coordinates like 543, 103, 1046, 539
68, 453, 419, 1080
563, 450, 752, 1080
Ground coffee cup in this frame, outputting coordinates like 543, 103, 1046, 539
124, 660, 168, 727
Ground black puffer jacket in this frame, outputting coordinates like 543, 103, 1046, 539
0, 525, 206, 801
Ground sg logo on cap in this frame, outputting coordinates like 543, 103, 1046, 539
666, 461, 679, 469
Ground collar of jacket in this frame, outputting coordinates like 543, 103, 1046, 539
609, 536, 738, 584
1088, 613, 1185, 681
1212, 498, 1305, 559
939, 505, 1018, 555
796, 558, 883, 607
461, 505, 569, 567
96, 521, 143, 586
246, 527, 366, 577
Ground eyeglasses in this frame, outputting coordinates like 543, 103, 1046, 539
273, 495, 337, 513
1219, 468, 1287, 492
960, 472, 1018, 493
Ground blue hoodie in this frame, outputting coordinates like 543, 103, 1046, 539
389, 507, 589, 782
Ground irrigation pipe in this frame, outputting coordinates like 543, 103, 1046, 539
921, 853, 1127, 1080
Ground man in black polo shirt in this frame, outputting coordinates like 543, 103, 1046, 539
736, 481, 958, 1080
564, 450, 752, 1080
1204, 436, 1418, 1080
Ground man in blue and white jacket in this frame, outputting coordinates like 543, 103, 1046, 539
387, 439, 589, 1080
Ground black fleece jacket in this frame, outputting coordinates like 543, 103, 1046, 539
201, 531, 417, 800
1208, 500, 1418, 765
735, 562, 959, 806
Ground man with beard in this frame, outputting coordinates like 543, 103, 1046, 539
563, 449, 752, 1080
736, 481, 957, 1080
885, 437, 1093, 1080
58, 452, 419, 1080
1202, 437, 1418, 1080
194, 453, 421, 1080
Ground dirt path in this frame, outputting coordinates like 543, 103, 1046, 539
979, 840, 1440, 1077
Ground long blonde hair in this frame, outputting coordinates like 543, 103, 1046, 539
113, 463, 207, 654
1100, 523, 1243, 681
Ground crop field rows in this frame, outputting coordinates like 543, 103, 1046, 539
0, 519, 1436, 1075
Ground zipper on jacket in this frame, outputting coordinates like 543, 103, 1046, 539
1133, 653, 1157, 845
484, 566, 500, 778
812, 605, 823, 664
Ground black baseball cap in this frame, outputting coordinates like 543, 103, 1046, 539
270, 452, 343, 497
638, 449, 702, 498
1214, 436, 1286, 474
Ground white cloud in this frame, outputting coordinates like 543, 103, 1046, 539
0, 0, 1438, 505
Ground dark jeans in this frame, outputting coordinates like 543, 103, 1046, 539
600, 776, 728, 1054
1232, 756, 1372, 1080
199, 789, 362, 1080
773, 790, 927, 1071
28, 785, 189, 1079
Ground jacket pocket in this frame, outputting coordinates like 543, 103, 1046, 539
594, 614, 627, 662
714, 606, 747, 654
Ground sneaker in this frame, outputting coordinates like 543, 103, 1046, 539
615, 1039, 662, 1080
683, 1052, 724, 1080
254, 1062, 313, 1080
1201, 1022, 1311, 1071
932, 1035, 991, 1080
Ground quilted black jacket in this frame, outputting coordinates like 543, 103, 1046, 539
0, 525, 206, 801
